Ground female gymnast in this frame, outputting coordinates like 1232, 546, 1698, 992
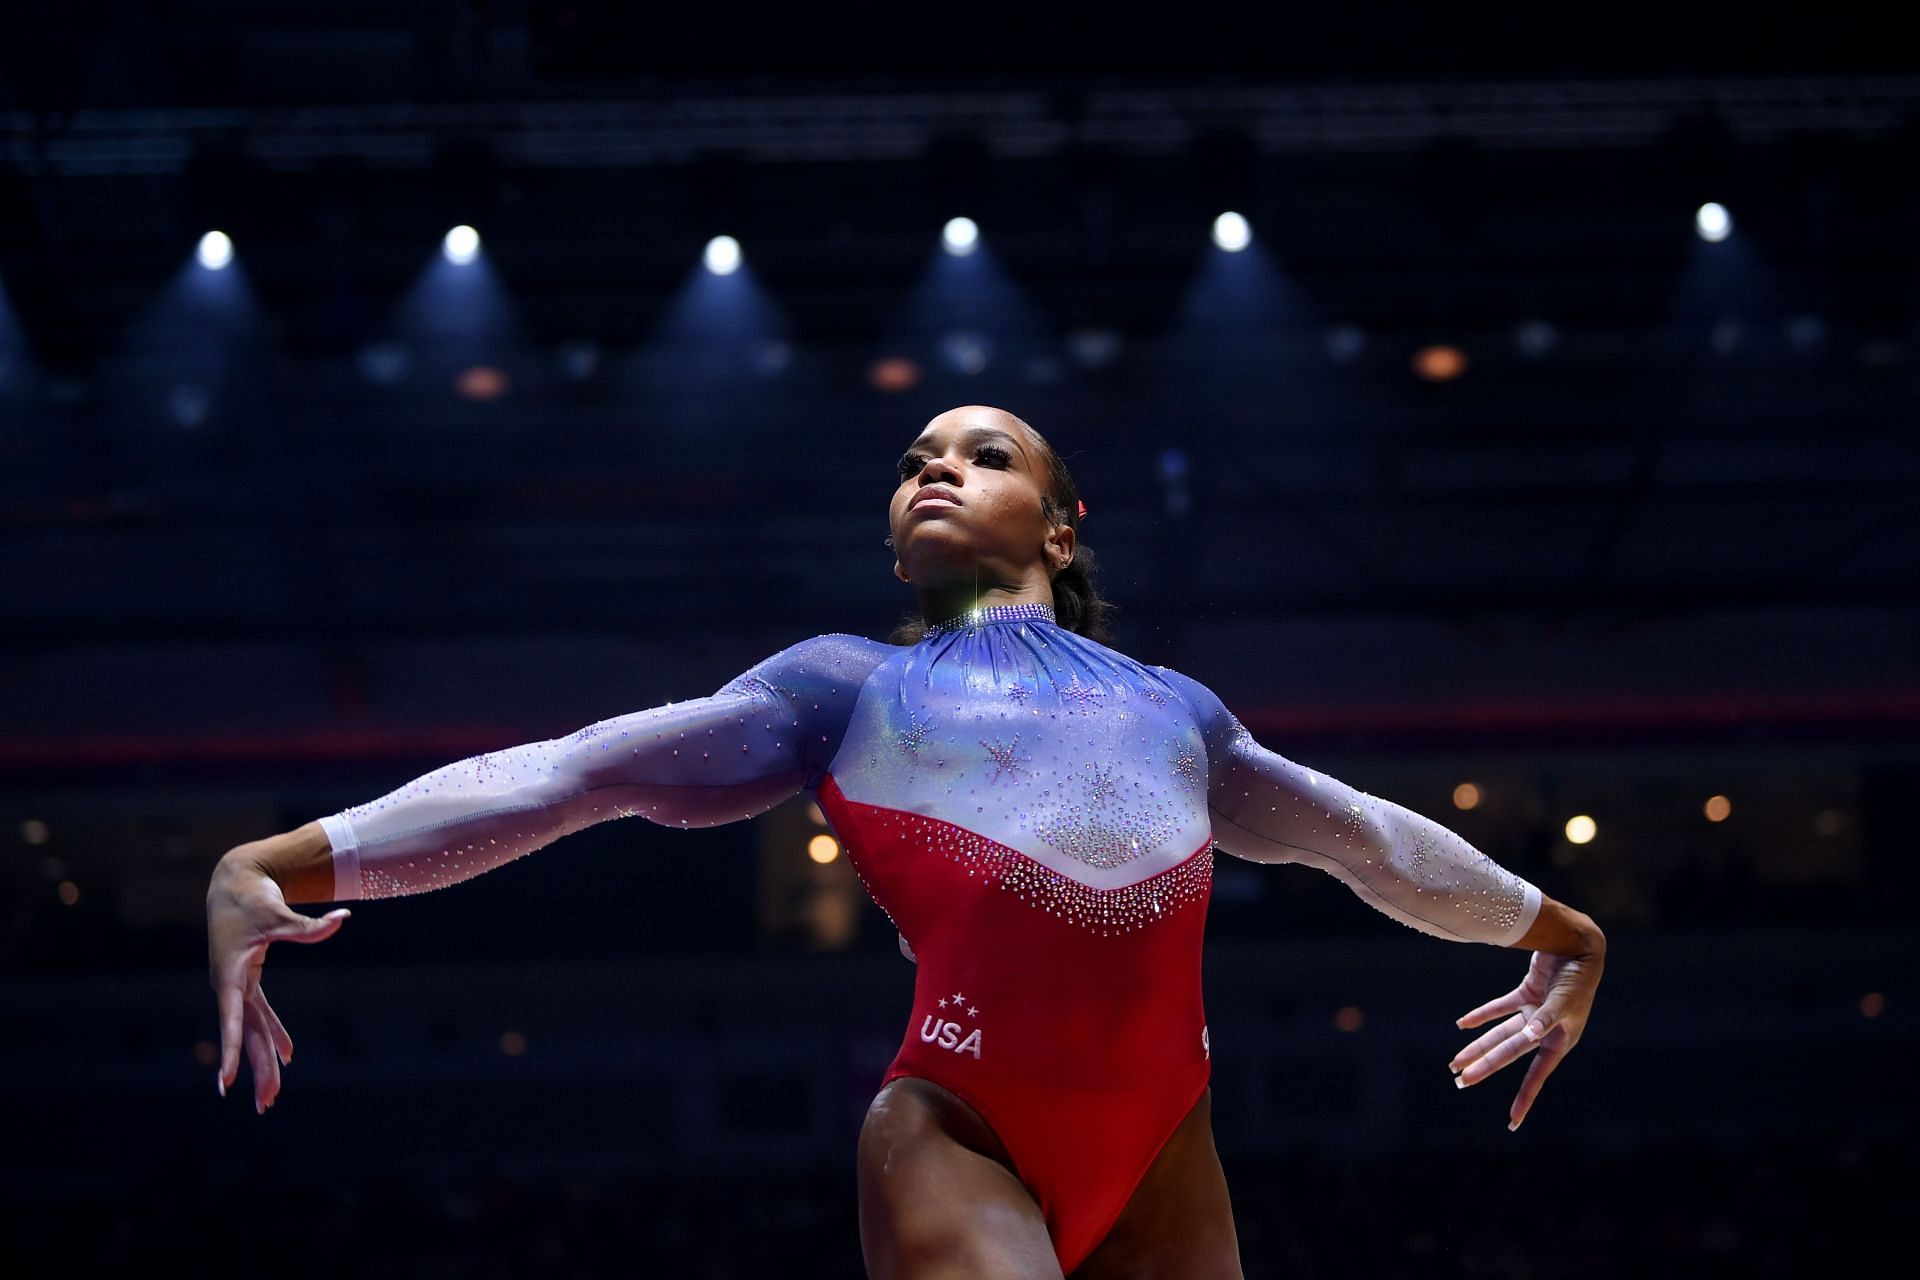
207, 403, 1607, 1278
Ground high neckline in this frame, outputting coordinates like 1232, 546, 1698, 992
923, 601, 1059, 637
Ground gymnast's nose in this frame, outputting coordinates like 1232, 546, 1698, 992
914, 451, 964, 487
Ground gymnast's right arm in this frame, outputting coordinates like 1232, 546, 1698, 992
207, 633, 891, 1110
262, 633, 887, 903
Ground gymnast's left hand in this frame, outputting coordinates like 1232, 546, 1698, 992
1448, 942, 1605, 1131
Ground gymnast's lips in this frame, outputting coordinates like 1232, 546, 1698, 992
910, 485, 962, 510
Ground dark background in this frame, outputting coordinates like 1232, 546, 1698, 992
2, 3, 1914, 1275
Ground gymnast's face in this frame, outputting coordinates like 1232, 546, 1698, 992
889, 406, 1073, 590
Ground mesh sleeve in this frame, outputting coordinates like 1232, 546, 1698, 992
1156, 666, 1543, 947
317, 632, 893, 901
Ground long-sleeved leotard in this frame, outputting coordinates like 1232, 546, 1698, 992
317, 604, 1540, 1272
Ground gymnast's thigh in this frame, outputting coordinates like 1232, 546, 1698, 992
856, 1076, 1065, 1280
1069, 1086, 1244, 1280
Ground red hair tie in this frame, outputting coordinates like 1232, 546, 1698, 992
1076, 499, 1088, 520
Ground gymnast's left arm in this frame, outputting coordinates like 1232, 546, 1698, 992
1156, 665, 1605, 1131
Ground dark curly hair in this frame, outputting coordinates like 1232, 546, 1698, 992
888, 414, 1116, 646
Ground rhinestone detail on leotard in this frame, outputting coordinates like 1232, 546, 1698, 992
923, 602, 1058, 636
844, 803, 1213, 937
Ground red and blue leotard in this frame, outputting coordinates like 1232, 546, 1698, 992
318, 603, 1542, 1272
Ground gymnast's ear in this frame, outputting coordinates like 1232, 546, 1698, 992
1044, 519, 1075, 574
893, 557, 911, 584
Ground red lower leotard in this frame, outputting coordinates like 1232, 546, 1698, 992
820, 773, 1213, 1272
318, 602, 1542, 1273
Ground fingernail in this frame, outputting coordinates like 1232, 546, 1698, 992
256, 1099, 264, 1115
1523, 1021, 1543, 1040
1508, 1119, 1520, 1131
1454, 1074, 1469, 1089
217, 1073, 225, 1098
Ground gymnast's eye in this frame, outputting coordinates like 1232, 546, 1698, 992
974, 444, 1012, 467
896, 453, 925, 479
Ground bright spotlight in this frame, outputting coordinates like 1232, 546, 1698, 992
443, 225, 480, 265
196, 231, 233, 271
704, 235, 741, 275
1212, 211, 1251, 252
1695, 202, 1731, 242
942, 217, 979, 256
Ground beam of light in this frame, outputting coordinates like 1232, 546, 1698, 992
883, 232, 1047, 390
1212, 211, 1251, 252
704, 235, 741, 275
942, 217, 979, 256
1695, 202, 1731, 242
391, 232, 524, 397
624, 232, 792, 424
442, 224, 481, 265
197, 231, 233, 271
1166, 213, 1318, 405
111, 236, 268, 430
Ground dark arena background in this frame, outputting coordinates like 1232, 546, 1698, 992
3, 4, 1915, 1276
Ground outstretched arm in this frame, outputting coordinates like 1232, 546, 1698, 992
209, 632, 892, 1109
1157, 665, 1605, 1130
1156, 666, 1542, 947
311, 632, 889, 902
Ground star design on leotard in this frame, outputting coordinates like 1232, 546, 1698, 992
951, 991, 967, 1004
1087, 763, 1118, 805
1408, 830, 1436, 876
1336, 798, 1369, 844
936, 996, 949, 1008
469, 750, 512, 785
895, 709, 933, 765
979, 736, 1029, 784
1059, 681, 1106, 711
1006, 683, 1033, 704
1168, 745, 1204, 789
967, 1005, 979, 1017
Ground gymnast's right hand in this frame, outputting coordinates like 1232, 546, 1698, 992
206, 848, 351, 1114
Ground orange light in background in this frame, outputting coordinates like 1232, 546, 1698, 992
1334, 1005, 1365, 1033
454, 365, 509, 400
1413, 344, 1467, 381
807, 834, 840, 864
1703, 795, 1732, 822
192, 1040, 218, 1066
868, 356, 921, 392
57, 880, 79, 905
499, 1030, 527, 1056
1453, 782, 1481, 810
1860, 992, 1886, 1018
